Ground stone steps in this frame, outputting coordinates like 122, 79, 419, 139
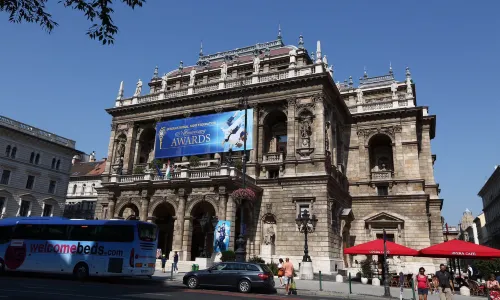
155, 260, 200, 272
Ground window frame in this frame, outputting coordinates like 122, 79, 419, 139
377, 185, 389, 196
30, 152, 35, 164
42, 203, 53, 217
10, 147, 17, 159
5, 145, 11, 157
18, 200, 31, 217
35, 153, 40, 165
26, 175, 36, 190
0, 169, 11, 185
48, 180, 57, 194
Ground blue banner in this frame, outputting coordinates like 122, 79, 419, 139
213, 220, 231, 253
155, 109, 254, 159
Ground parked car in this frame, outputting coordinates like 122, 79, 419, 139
182, 262, 275, 293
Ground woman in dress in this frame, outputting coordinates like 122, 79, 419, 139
487, 274, 500, 300
415, 267, 431, 300
277, 258, 285, 287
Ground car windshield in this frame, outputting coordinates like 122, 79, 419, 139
137, 223, 157, 242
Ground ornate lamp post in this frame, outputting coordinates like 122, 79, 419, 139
295, 209, 318, 279
198, 214, 219, 258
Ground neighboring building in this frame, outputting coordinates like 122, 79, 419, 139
64, 151, 106, 219
474, 212, 488, 245
96, 34, 444, 274
443, 224, 460, 241
457, 209, 488, 245
0, 115, 82, 218
478, 165, 500, 248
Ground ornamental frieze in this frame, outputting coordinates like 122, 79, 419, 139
356, 125, 402, 140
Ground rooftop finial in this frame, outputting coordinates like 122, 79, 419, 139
117, 81, 124, 100
199, 41, 203, 57
298, 34, 304, 49
405, 66, 413, 98
179, 61, 184, 72
316, 40, 322, 63
406, 66, 411, 78
389, 62, 393, 76
349, 76, 353, 86
278, 23, 282, 41
153, 66, 159, 79
363, 66, 368, 78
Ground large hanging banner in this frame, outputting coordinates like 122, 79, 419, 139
213, 220, 231, 253
155, 109, 254, 159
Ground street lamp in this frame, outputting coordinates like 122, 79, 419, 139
198, 214, 219, 258
295, 209, 318, 262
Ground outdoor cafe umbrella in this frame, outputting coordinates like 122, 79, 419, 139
419, 239, 500, 259
343, 239, 419, 256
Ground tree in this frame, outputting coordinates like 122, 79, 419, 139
475, 259, 500, 279
0, 0, 145, 45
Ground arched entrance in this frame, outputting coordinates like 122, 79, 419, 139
118, 203, 139, 220
153, 202, 175, 258
190, 201, 216, 260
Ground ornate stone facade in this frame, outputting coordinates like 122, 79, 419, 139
97, 37, 444, 274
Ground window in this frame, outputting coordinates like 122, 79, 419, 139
0, 226, 14, 244
19, 200, 31, 217
48, 180, 57, 194
72, 184, 77, 194
67, 225, 134, 242
91, 183, 96, 194
35, 153, 40, 164
82, 184, 86, 195
10, 147, 17, 159
246, 264, 260, 271
269, 170, 279, 179
376, 233, 395, 242
5, 145, 11, 156
42, 204, 53, 216
56, 159, 61, 170
137, 223, 157, 242
299, 204, 310, 216
30, 152, 35, 163
0, 196, 5, 214
13, 224, 43, 239
51, 158, 56, 169
377, 186, 389, 196
26, 175, 35, 189
0, 170, 11, 185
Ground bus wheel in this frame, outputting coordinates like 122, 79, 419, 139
73, 263, 89, 280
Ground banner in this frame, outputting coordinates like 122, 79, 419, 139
213, 220, 231, 254
155, 109, 254, 159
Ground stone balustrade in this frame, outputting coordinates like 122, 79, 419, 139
348, 98, 414, 114
116, 65, 319, 108
371, 171, 393, 181
262, 152, 284, 163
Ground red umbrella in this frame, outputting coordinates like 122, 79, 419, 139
343, 239, 419, 256
419, 239, 500, 259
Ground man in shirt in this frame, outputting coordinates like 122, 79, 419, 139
436, 264, 454, 300
283, 258, 294, 295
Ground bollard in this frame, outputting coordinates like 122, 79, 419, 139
411, 277, 416, 300
319, 271, 323, 291
171, 263, 174, 281
349, 272, 352, 294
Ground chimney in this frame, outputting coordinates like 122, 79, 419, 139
89, 151, 96, 162
72, 155, 81, 165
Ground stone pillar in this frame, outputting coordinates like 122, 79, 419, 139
419, 124, 435, 184
140, 197, 150, 221
123, 122, 137, 175
105, 124, 118, 174
393, 127, 403, 179
133, 139, 141, 165
218, 187, 228, 220
251, 106, 259, 163
357, 132, 370, 181
257, 124, 265, 163
225, 195, 237, 250
314, 97, 326, 159
286, 98, 296, 160
181, 218, 192, 261
108, 198, 117, 219
173, 189, 187, 255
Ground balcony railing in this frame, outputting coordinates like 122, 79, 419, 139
371, 171, 393, 181
262, 152, 284, 163
348, 99, 414, 114
116, 65, 319, 108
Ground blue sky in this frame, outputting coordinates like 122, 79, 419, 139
1, 0, 499, 226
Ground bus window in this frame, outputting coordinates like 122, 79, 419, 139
68, 225, 98, 241
137, 224, 157, 242
95, 225, 134, 243
13, 224, 44, 240
0, 226, 14, 244
44, 225, 68, 240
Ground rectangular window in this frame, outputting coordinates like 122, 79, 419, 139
13, 224, 44, 239
19, 200, 30, 217
137, 223, 157, 242
42, 204, 53, 216
376, 233, 395, 242
0, 197, 5, 213
377, 186, 389, 196
67, 225, 134, 242
26, 175, 35, 189
0, 170, 11, 185
48, 180, 57, 194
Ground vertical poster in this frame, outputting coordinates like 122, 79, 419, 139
213, 220, 231, 253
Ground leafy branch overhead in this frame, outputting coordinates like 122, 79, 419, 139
0, 0, 145, 45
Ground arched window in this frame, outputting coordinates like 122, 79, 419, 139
72, 184, 77, 195
10, 147, 17, 159
5, 145, 11, 157
35, 153, 40, 164
56, 159, 61, 170
30, 152, 35, 164
82, 184, 86, 195
51, 158, 56, 169
91, 183, 96, 194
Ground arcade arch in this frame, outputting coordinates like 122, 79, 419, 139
190, 201, 216, 260
118, 202, 140, 220
152, 202, 176, 258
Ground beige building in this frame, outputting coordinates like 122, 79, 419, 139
96, 35, 444, 274
478, 165, 499, 248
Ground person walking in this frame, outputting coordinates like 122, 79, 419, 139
161, 254, 167, 273
277, 258, 285, 287
416, 267, 431, 300
173, 251, 179, 273
487, 274, 500, 300
283, 258, 294, 296
436, 264, 454, 300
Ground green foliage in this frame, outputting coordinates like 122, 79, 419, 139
475, 259, 500, 279
189, 156, 201, 167
267, 261, 279, 275
248, 256, 265, 263
0, 0, 145, 45
133, 166, 144, 174
220, 250, 235, 262
149, 159, 161, 169
360, 259, 373, 278
234, 160, 243, 171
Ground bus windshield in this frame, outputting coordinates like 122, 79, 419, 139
137, 223, 157, 242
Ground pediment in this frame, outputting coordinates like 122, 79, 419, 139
365, 212, 404, 224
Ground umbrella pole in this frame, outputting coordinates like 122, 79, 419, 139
383, 229, 391, 298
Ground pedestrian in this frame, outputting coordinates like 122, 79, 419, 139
173, 251, 179, 273
283, 257, 294, 296
487, 274, 500, 300
436, 263, 454, 300
161, 254, 167, 273
467, 264, 473, 279
277, 258, 285, 287
415, 267, 430, 300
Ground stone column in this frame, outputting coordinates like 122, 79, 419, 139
218, 187, 228, 220
419, 124, 436, 184
108, 198, 117, 219
123, 122, 137, 175
173, 189, 187, 256
357, 131, 370, 181
181, 218, 192, 261
286, 98, 296, 160
257, 124, 265, 162
393, 127, 403, 179
314, 97, 326, 159
105, 124, 118, 174
251, 106, 259, 163
140, 197, 150, 221
225, 194, 237, 250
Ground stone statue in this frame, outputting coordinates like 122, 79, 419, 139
189, 68, 196, 86
253, 55, 260, 74
269, 136, 276, 153
263, 224, 276, 245
134, 79, 143, 97
464, 231, 470, 242
161, 74, 168, 91
115, 139, 126, 163
300, 119, 312, 139
220, 61, 228, 81
356, 88, 363, 103
289, 49, 297, 65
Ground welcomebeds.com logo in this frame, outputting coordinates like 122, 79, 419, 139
30, 242, 124, 256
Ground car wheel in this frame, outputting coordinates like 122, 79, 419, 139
187, 276, 198, 289
73, 263, 89, 281
238, 279, 251, 293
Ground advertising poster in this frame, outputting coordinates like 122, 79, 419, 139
155, 109, 254, 159
213, 220, 231, 253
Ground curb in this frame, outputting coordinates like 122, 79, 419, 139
274, 287, 413, 300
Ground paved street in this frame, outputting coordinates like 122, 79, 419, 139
0, 273, 345, 300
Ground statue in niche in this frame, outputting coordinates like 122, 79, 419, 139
220, 61, 228, 81
115, 139, 126, 164
134, 79, 143, 97
268, 136, 277, 153
299, 117, 312, 148
263, 224, 276, 245
253, 55, 261, 74
189, 68, 196, 86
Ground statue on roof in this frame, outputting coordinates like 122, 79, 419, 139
133, 79, 143, 97
189, 68, 196, 86
161, 74, 168, 92
253, 54, 261, 74
220, 61, 228, 81
356, 88, 363, 104
391, 81, 398, 99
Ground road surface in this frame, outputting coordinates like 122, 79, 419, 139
0, 273, 338, 299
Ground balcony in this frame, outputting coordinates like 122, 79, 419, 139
262, 152, 284, 164
348, 98, 414, 114
371, 171, 393, 181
